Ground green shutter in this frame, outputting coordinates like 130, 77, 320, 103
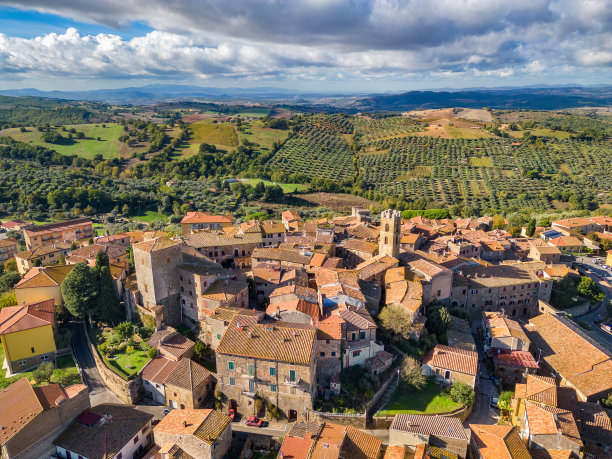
289, 370, 296, 382
269, 366, 276, 376
228, 361, 234, 370
270, 384, 276, 392
248, 364, 254, 376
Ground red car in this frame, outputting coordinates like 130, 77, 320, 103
245, 415, 263, 427
228, 409, 236, 421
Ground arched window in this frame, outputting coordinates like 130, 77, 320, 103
385, 223, 389, 232
384, 236, 388, 244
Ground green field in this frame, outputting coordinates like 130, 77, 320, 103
189, 120, 238, 147
0, 123, 133, 159
377, 381, 462, 416
242, 178, 309, 193
132, 210, 167, 222
239, 121, 290, 149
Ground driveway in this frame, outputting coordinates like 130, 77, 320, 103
70, 321, 122, 406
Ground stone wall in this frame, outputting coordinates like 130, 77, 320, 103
307, 410, 367, 429
84, 325, 142, 404
373, 404, 472, 429
315, 339, 341, 386
365, 370, 398, 415
538, 298, 595, 317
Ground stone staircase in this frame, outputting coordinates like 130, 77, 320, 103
228, 436, 247, 459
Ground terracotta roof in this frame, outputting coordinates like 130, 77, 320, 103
548, 236, 583, 247
342, 425, 382, 459
133, 236, 181, 253
493, 350, 538, 369
0, 378, 44, 445
270, 284, 317, 300
0, 299, 54, 334
147, 328, 195, 358
400, 233, 421, 244
15, 264, 73, 288
266, 298, 320, 323
140, 356, 179, 385
390, 414, 469, 441
516, 375, 557, 406
526, 313, 612, 399
0, 237, 18, 248
317, 315, 344, 340
209, 306, 262, 323
469, 424, 531, 459
24, 218, 91, 236
53, 404, 153, 459
529, 451, 572, 459
484, 313, 530, 343
383, 445, 408, 459
524, 402, 582, 446
164, 358, 214, 392
181, 212, 233, 225
577, 401, 612, 446
423, 345, 479, 376
200, 279, 247, 302
282, 210, 301, 222
158, 444, 195, 459
338, 309, 377, 330
552, 217, 595, 228
252, 247, 312, 265
217, 318, 316, 365
355, 254, 399, 280
343, 238, 378, 254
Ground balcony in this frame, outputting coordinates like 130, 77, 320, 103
284, 378, 302, 386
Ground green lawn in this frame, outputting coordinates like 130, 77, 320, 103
0, 344, 81, 389
242, 178, 309, 193
377, 381, 462, 416
132, 210, 167, 222
107, 350, 149, 378
238, 121, 289, 148
0, 123, 131, 159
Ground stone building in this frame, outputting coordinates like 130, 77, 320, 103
180, 211, 233, 234
315, 315, 343, 388
15, 242, 71, 274
450, 261, 553, 318
0, 378, 89, 459
252, 265, 308, 304
422, 344, 479, 388
215, 318, 317, 421
153, 409, 232, 459
164, 358, 215, 409
183, 228, 263, 267
133, 237, 183, 326
379, 209, 401, 258
205, 306, 263, 350
23, 218, 93, 250
389, 414, 470, 459
400, 251, 453, 304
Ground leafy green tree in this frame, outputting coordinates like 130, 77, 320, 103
4, 259, 17, 272
194, 340, 206, 359
498, 391, 513, 412
379, 304, 415, 340
399, 356, 427, 391
57, 254, 66, 265
0, 292, 17, 309
0, 272, 21, 293
61, 262, 97, 319
426, 303, 451, 335
526, 218, 536, 236
33, 362, 54, 384
147, 347, 158, 359
97, 266, 122, 322
602, 392, 612, 409
115, 321, 135, 341
577, 276, 605, 303
450, 382, 475, 407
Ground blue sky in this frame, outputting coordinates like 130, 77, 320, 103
0, 1, 610, 92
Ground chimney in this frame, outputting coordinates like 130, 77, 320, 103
183, 420, 187, 427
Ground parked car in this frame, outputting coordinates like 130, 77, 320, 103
228, 409, 236, 421
491, 397, 499, 408
163, 407, 173, 416
245, 415, 263, 427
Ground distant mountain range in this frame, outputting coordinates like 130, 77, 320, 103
351, 86, 612, 111
0, 84, 611, 110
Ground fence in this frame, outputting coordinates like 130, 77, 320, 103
307, 409, 367, 428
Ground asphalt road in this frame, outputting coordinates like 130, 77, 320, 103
70, 321, 123, 406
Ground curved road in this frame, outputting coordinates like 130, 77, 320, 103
70, 321, 122, 406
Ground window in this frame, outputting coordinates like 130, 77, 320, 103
133, 435, 139, 444
20, 360, 27, 366
290, 387, 296, 395
353, 350, 361, 357
228, 361, 235, 370
289, 370, 296, 382
248, 364, 254, 376
320, 352, 325, 357
217, 334, 221, 340
40, 355, 48, 361
31, 347, 35, 353
180, 275, 183, 281
471, 289, 478, 294
249, 380, 255, 392
437, 290, 441, 296
270, 367, 276, 376
229, 377, 235, 386
359, 331, 366, 340
117, 454, 122, 459
270, 384, 277, 392
351, 332, 356, 340
331, 352, 336, 357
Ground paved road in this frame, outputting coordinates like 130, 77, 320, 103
466, 323, 499, 426
70, 321, 123, 406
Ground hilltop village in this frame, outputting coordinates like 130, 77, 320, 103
0, 208, 611, 459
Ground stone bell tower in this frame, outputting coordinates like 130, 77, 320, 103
379, 209, 401, 258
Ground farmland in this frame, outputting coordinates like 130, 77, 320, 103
188, 119, 238, 149
0, 123, 143, 159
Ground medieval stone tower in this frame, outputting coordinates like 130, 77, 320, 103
379, 209, 401, 258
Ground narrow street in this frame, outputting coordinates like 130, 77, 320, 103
70, 321, 123, 406
466, 322, 498, 426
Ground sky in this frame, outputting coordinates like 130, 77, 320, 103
0, 1, 610, 93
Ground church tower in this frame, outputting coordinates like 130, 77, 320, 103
379, 209, 401, 258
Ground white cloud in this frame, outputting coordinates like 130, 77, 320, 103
0, 1, 609, 87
